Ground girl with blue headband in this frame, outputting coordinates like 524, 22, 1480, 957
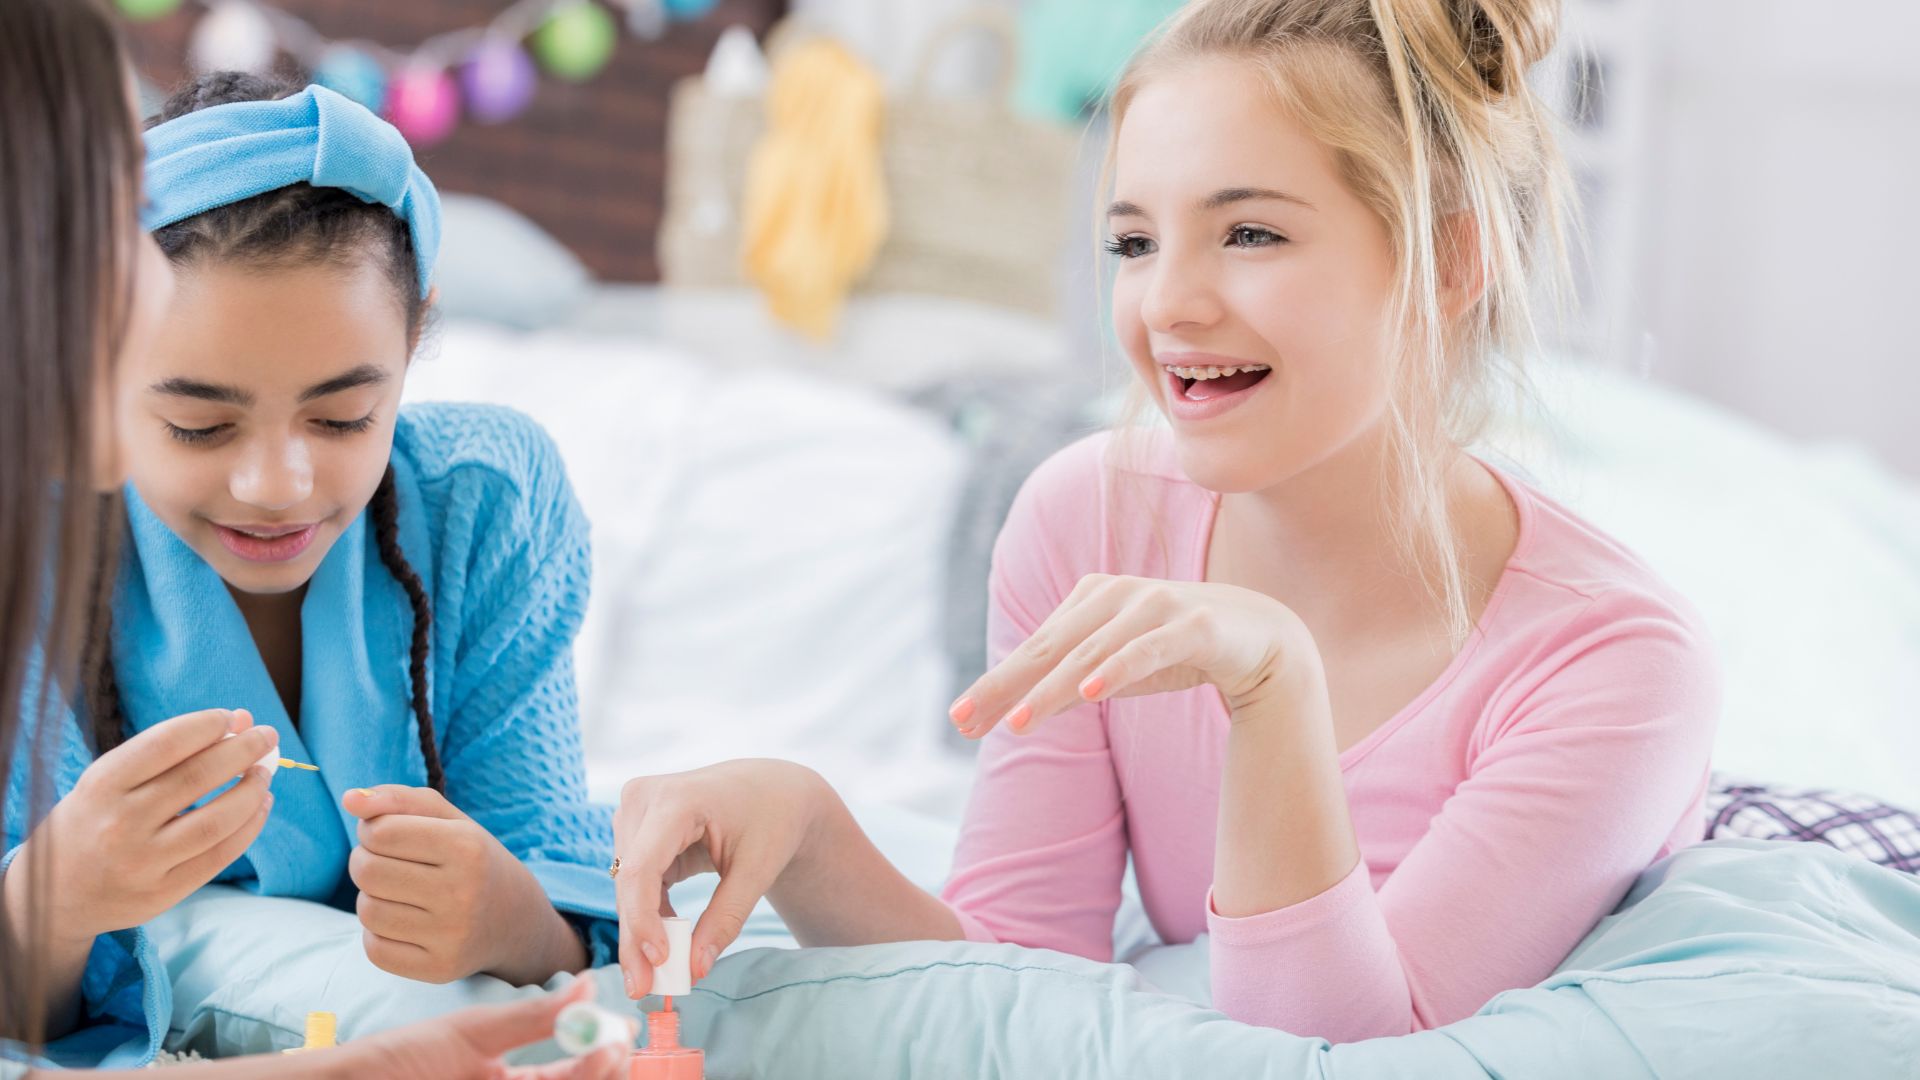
3, 69, 619, 1061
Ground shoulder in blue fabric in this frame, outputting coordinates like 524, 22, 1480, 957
141, 83, 441, 296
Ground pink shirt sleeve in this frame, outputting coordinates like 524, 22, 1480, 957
1207, 589, 1720, 1040
939, 443, 1128, 960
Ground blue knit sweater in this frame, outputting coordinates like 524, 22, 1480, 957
2, 403, 618, 1068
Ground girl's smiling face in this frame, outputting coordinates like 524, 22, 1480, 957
120, 258, 412, 594
1108, 55, 1402, 494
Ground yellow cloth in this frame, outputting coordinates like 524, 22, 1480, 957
740, 37, 889, 338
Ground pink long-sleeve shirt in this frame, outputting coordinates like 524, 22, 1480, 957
939, 432, 1720, 1042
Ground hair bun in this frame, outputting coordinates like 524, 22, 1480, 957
153, 71, 301, 127
1455, 0, 1559, 94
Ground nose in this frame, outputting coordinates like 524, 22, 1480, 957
229, 433, 313, 512
1138, 248, 1224, 335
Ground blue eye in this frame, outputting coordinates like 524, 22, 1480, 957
1228, 225, 1286, 248
1105, 234, 1156, 259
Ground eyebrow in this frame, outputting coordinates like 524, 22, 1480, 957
298, 364, 389, 403
147, 364, 389, 407
1107, 187, 1317, 219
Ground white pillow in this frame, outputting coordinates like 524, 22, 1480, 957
1485, 360, 1920, 808
404, 321, 975, 817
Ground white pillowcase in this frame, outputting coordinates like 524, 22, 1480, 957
1485, 360, 1920, 808
405, 320, 974, 816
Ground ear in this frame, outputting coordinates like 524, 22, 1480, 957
1436, 211, 1487, 322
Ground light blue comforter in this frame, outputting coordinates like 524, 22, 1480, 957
136, 839, 1920, 1078
671, 839, 1920, 1078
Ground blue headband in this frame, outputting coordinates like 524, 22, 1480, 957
143, 84, 441, 296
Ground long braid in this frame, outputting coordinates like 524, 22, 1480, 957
83, 494, 126, 756
369, 466, 443, 792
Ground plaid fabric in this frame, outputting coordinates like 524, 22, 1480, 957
1708, 774, 1920, 874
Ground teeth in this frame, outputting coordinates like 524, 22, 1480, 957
1167, 363, 1271, 380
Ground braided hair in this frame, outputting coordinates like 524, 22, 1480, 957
90, 72, 443, 791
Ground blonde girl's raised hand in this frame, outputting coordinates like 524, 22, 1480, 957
948, 573, 1323, 739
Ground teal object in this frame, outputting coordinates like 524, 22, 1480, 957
1015, 0, 1183, 121
1, 405, 618, 1070
664, 0, 720, 18
668, 841, 1920, 1077
313, 47, 389, 114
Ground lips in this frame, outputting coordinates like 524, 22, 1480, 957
211, 522, 319, 563
1158, 357, 1274, 423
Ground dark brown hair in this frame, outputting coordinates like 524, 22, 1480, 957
86, 72, 446, 790
0, 0, 142, 1045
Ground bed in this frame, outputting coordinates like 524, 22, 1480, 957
132, 194, 1920, 1074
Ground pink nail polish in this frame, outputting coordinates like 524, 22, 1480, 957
631, 1005, 704, 1078
1079, 675, 1105, 700
1005, 703, 1032, 731
948, 697, 975, 725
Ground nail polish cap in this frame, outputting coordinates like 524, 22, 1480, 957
553, 1001, 637, 1055
654, 916, 693, 997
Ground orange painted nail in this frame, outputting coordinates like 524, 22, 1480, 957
949, 697, 976, 725
1079, 675, 1105, 700
1005, 703, 1032, 731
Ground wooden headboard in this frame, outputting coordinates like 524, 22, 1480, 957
122, 0, 786, 282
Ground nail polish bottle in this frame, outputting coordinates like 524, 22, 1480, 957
629, 917, 702, 1078
629, 1007, 703, 1080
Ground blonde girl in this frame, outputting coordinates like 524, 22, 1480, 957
604, 0, 1717, 1042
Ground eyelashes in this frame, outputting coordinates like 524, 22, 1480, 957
163, 414, 378, 446
1104, 225, 1289, 260
164, 422, 228, 446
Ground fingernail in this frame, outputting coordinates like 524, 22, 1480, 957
228, 710, 251, 732
624, 970, 639, 999
1004, 703, 1032, 731
1079, 675, 1105, 700
642, 941, 663, 967
352, 788, 373, 798
701, 944, 719, 978
948, 697, 975, 725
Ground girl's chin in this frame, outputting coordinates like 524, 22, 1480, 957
1171, 442, 1282, 495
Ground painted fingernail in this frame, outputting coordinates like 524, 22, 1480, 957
1004, 703, 1032, 731
624, 969, 639, 999
642, 941, 664, 967
948, 697, 975, 725
1079, 675, 1105, 700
